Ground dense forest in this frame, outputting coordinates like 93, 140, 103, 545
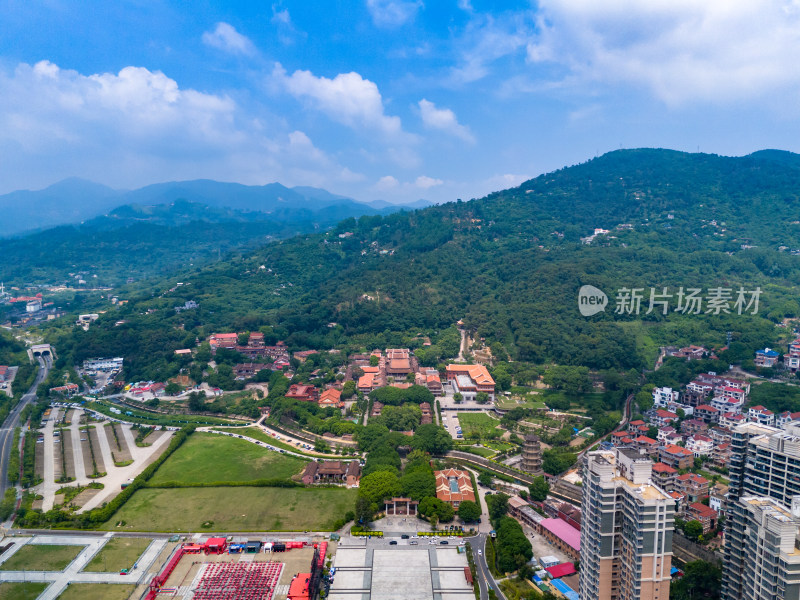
42, 149, 800, 381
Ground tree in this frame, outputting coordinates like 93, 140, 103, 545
315, 438, 330, 453
683, 520, 703, 542
369, 355, 380, 367
670, 560, 722, 600
400, 469, 436, 501
187, 391, 206, 412
495, 516, 532, 573
342, 380, 356, 399
476, 392, 490, 404
453, 392, 463, 404
411, 424, 453, 455
354, 495, 374, 526
457, 500, 481, 523
358, 471, 402, 506
528, 476, 550, 502
486, 493, 509, 526
478, 472, 494, 487
165, 382, 182, 396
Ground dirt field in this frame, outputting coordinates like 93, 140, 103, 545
62, 429, 75, 481
88, 426, 106, 474
34, 437, 44, 480
79, 430, 93, 475
109, 423, 133, 463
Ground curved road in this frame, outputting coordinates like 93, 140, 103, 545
0, 356, 48, 497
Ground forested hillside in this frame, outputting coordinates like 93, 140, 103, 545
46, 149, 800, 381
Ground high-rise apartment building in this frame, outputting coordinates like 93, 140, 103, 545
723, 422, 800, 599
723, 496, 800, 600
580, 448, 674, 600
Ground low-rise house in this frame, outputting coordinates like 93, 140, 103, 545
301, 460, 361, 487
712, 442, 732, 468
611, 431, 631, 446
694, 404, 720, 424
651, 462, 678, 491
634, 435, 660, 458
681, 419, 709, 437
293, 350, 319, 362
357, 372, 378, 393
434, 468, 475, 508
675, 473, 710, 503
670, 490, 686, 514
720, 412, 746, 429
209, 332, 238, 351
720, 386, 747, 403
785, 339, 800, 372
318, 388, 344, 409
660, 444, 694, 470
686, 502, 718, 533
653, 386, 679, 405
657, 426, 677, 444
665, 345, 708, 360
653, 409, 679, 427
685, 434, 713, 458
285, 384, 319, 403
233, 363, 268, 379
777, 411, 800, 428
748, 405, 775, 427
709, 483, 729, 514
664, 431, 684, 446
50, 383, 79, 397
686, 380, 714, 399
710, 395, 743, 414
708, 426, 732, 445
754, 348, 779, 368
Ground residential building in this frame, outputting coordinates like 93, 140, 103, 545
660, 444, 694, 470
708, 426, 733, 445
711, 395, 744, 414
651, 462, 678, 492
580, 448, 674, 600
657, 426, 677, 444
695, 404, 720, 424
686, 502, 718, 533
675, 473, 710, 503
285, 384, 318, 403
785, 338, 800, 372
653, 409, 679, 427
754, 347, 779, 367
652, 386, 679, 405
681, 418, 709, 437
634, 435, 660, 458
434, 469, 475, 508
233, 363, 268, 379
557, 502, 582, 531
709, 483, 729, 514
748, 405, 775, 427
720, 386, 747, 403
685, 434, 714, 458
686, 379, 714, 398
712, 442, 732, 468
507, 495, 544, 530
778, 411, 800, 428
610, 431, 631, 447
357, 372, 378, 393
665, 345, 707, 360
522, 434, 543, 474
721, 412, 746, 429
209, 332, 238, 351
301, 461, 361, 487
318, 388, 343, 409
445, 364, 496, 401
722, 495, 800, 600
50, 383, 79, 397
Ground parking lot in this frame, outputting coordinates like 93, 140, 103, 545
34, 407, 174, 512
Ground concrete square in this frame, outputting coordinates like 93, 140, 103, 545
371, 549, 432, 600
335, 548, 368, 568
434, 548, 468, 567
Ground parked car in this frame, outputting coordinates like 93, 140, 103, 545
401, 534, 409, 539
389, 540, 398, 545
440, 540, 449, 545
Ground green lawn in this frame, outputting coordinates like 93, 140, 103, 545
457, 413, 504, 438
57, 583, 135, 600
496, 396, 548, 411
0, 582, 47, 600
0, 544, 83, 571
148, 433, 307, 485
211, 427, 338, 458
86, 401, 244, 427
457, 444, 496, 458
83, 537, 151, 572
101, 486, 358, 532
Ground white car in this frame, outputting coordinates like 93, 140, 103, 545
478, 549, 482, 556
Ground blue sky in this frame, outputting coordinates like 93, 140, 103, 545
2, 1, 800, 204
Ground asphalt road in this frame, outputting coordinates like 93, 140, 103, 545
470, 533, 505, 600
0, 356, 48, 497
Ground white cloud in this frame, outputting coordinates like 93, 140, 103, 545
375, 175, 399, 190
271, 4, 305, 44
418, 99, 475, 143
526, 0, 800, 105
366, 0, 423, 28
0, 61, 361, 193
274, 64, 405, 137
415, 175, 444, 188
202, 22, 256, 56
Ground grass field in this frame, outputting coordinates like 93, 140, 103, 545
102, 486, 358, 532
57, 583, 135, 600
458, 445, 495, 458
0, 582, 47, 600
148, 433, 306, 485
211, 427, 335, 458
495, 396, 548, 411
87, 400, 244, 427
84, 537, 151, 572
457, 413, 503, 438
0, 545, 83, 571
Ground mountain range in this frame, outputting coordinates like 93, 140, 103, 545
54, 148, 800, 384
0, 178, 432, 238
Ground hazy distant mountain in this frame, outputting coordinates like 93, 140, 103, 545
0, 178, 427, 237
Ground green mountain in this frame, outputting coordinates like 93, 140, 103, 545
50, 149, 800, 382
